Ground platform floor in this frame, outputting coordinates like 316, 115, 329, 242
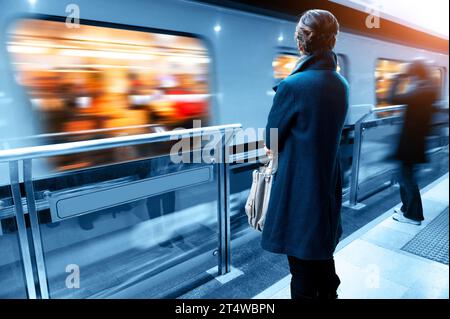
253, 174, 449, 299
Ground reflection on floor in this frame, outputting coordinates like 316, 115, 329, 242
254, 174, 449, 299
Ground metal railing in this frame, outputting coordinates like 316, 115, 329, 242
0, 124, 241, 161
0, 123, 241, 299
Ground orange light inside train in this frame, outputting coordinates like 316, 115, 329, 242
273, 53, 346, 81
273, 55, 299, 79
6, 18, 211, 139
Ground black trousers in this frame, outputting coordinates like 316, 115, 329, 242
287, 256, 340, 300
399, 162, 424, 221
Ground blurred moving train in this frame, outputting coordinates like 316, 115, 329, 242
0, 0, 448, 165
0, 0, 448, 299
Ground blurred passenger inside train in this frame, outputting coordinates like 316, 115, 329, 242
262, 9, 349, 299
388, 59, 439, 225
161, 73, 209, 128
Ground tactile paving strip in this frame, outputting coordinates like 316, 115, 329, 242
402, 208, 449, 265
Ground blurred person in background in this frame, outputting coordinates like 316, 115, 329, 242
388, 59, 439, 225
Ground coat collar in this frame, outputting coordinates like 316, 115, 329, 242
291, 50, 338, 75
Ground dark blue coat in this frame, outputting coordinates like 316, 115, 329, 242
261, 50, 349, 260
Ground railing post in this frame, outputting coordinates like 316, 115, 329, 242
9, 160, 37, 299
217, 131, 231, 275
349, 120, 363, 206
23, 159, 49, 299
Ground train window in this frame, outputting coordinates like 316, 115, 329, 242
273, 54, 299, 80
7, 18, 211, 139
273, 52, 347, 81
375, 58, 443, 107
375, 59, 401, 107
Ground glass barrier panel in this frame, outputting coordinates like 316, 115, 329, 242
357, 113, 449, 200
357, 118, 402, 196
29, 142, 222, 298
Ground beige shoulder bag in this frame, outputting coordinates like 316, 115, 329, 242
245, 156, 277, 231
